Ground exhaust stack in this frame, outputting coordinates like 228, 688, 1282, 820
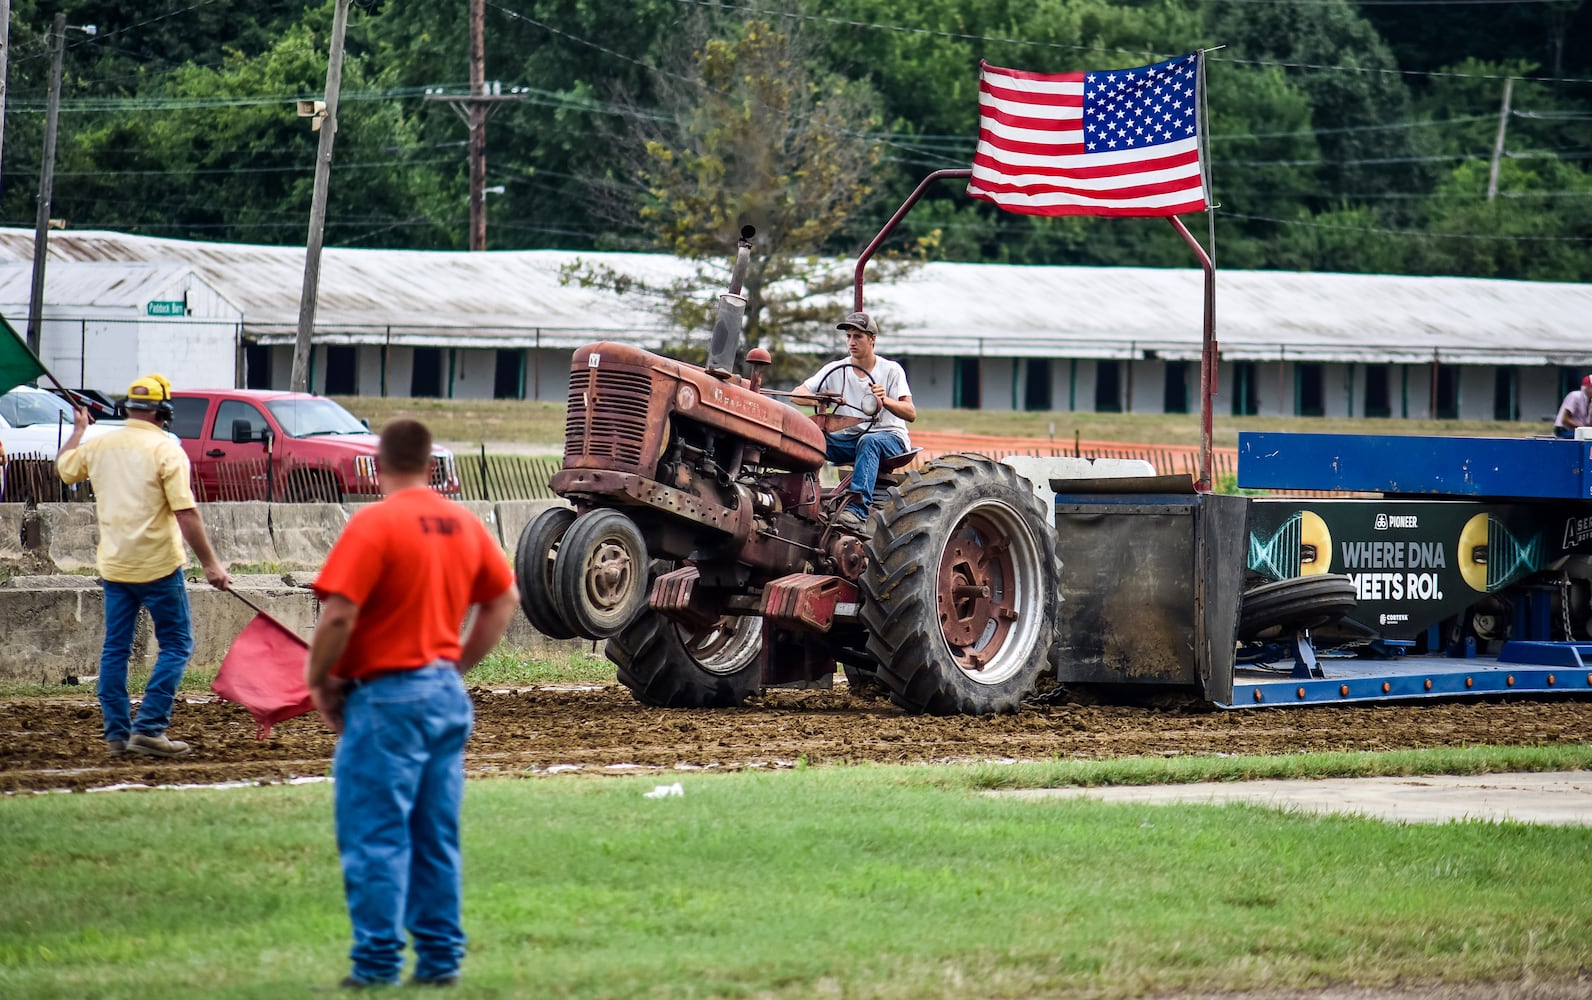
706, 225, 755, 378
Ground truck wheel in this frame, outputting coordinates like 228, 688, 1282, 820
514, 507, 578, 640
554, 509, 650, 639
609, 611, 763, 708
1237, 574, 1357, 641
861, 453, 1060, 715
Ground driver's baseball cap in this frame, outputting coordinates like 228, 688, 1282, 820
1582, 374, 1592, 389
837, 311, 879, 337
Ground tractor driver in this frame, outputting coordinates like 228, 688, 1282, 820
791, 311, 916, 531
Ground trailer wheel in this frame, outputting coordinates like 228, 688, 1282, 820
554, 509, 650, 639
514, 507, 578, 639
609, 611, 763, 708
1237, 574, 1357, 641
861, 453, 1061, 715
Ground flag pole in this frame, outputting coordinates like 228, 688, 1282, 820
1186, 48, 1220, 494
1167, 216, 1214, 493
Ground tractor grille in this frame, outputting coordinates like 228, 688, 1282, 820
565, 367, 652, 468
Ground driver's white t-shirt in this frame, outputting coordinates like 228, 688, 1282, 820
801, 356, 912, 447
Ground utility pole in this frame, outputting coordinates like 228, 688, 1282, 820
1486, 76, 1513, 203
290, 0, 352, 393
0, 0, 12, 195
25, 12, 64, 355
425, 0, 523, 251
468, 0, 485, 251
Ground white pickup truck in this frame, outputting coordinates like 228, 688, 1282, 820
0, 384, 122, 461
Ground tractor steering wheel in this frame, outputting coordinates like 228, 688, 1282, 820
809, 363, 882, 436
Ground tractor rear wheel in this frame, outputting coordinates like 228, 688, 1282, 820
514, 507, 577, 639
861, 453, 1061, 715
609, 610, 763, 708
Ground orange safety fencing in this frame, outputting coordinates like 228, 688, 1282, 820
909, 431, 1236, 479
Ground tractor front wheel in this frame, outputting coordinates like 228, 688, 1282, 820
514, 506, 578, 639
861, 454, 1061, 715
609, 610, 763, 708
553, 509, 650, 639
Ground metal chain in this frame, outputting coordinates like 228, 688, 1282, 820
1559, 571, 1575, 641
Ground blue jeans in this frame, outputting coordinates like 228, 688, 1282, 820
98, 569, 193, 742
334, 665, 474, 985
1555, 426, 1574, 439
826, 432, 908, 517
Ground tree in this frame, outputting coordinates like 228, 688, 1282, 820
565, 16, 927, 381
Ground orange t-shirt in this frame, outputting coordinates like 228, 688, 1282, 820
312, 487, 514, 681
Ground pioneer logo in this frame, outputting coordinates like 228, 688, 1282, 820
1375, 513, 1418, 530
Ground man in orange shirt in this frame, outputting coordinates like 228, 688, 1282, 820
305, 418, 518, 990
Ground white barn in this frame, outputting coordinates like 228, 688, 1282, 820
0, 261, 241, 394
0, 227, 1587, 424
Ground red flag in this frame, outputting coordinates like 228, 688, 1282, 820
967, 54, 1208, 218
213, 612, 313, 740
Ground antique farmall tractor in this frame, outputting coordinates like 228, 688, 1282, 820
514, 228, 1061, 715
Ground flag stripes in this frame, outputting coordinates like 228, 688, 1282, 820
967, 54, 1208, 218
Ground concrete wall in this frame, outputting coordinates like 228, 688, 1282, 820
0, 497, 581, 682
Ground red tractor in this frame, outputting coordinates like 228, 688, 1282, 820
514, 228, 1061, 714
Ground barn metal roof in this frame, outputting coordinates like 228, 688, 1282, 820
0, 227, 1584, 366
0, 261, 240, 316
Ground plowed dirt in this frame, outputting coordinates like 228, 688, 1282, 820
3, 684, 1590, 794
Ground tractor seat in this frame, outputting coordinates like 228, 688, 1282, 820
881, 448, 921, 472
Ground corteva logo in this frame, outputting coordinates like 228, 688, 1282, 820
1375, 513, 1418, 530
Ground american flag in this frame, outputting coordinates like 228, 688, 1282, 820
967, 53, 1208, 218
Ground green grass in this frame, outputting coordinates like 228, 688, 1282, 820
334, 395, 1552, 452
2, 751, 1590, 999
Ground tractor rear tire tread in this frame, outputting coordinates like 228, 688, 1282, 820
609, 610, 762, 709
859, 453, 1061, 716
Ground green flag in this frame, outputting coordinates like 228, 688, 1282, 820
0, 314, 46, 395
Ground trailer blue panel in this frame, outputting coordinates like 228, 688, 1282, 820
1227, 657, 1590, 708
1238, 432, 1592, 499
1051, 433, 1592, 709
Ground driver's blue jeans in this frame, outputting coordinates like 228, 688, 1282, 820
826, 433, 907, 518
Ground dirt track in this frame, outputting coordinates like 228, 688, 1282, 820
3, 684, 1591, 794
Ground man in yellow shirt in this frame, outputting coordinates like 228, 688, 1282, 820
57, 374, 231, 758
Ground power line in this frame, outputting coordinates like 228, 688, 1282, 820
50, 156, 460, 178
1219, 210, 1592, 241
661, 0, 1592, 84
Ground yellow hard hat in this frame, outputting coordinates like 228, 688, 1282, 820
125, 373, 173, 408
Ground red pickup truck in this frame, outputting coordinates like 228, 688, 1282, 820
168, 389, 460, 502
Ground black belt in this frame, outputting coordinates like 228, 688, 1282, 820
350, 660, 457, 687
